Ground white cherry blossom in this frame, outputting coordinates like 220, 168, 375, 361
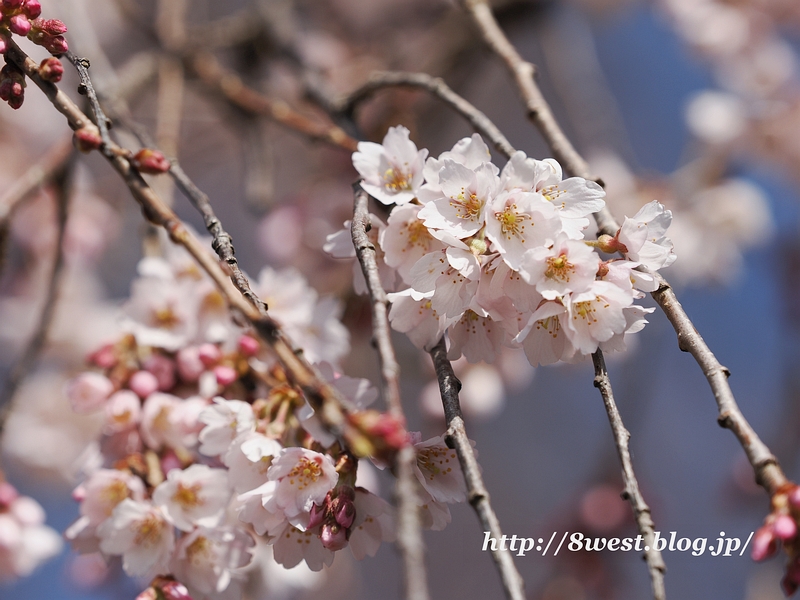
520, 234, 601, 299
563, 281, 634, 355
412, 435, 467, 504
261, 448, 338, 520
616, 200, 676, 271
198, 398, 256, 458
152, 464, 231, 532
352, 125, 427, 205
97, 499, 174, 577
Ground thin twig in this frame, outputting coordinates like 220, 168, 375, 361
64, 51, 113, 152
186, 52, 358, 152
0, 156, 73, 431
338, 71, 516, 159
429, 337, 526, 600
459, 0, 789, 497
5, 38, 395, 461
592, 349, 666, 600
351, 183, 429, 600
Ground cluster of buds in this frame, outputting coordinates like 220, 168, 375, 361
0, 59, 24, 108
0, 1, 68, 56
752, 486, 800, 595
308, 484, 357, 551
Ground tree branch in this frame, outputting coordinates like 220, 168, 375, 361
186, 52, 358, 152
592, 349, 666, 600
351, 183, 429, 600
458, 0, 790, 497
337, 71, 516, 159
429, 337, 527, 600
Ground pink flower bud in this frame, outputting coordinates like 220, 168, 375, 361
9, 14, 30, 36
6, 91, 23, 109
73, 127, 102, 153
8, 15, 31, 35
213, 365, 237, 387
31, 18, 67, 36
42, 34, 68, 55
23, 0, 41, 18
307, 503, 325, 530
129, 370, 159, 398
132, 148, 170, 174
66, 372, 114, 413
320, 523, 348, 551
0, 80, 13, 101
0, 35, 7, 54
773, 514, 797, 541
751, 526, 778, 561
198, 343, 222, 367
176, 346, 204, 382
88, 343, 117, 369
335, 497, 356, 529
143, 354, 176, 391
237, 334, 259, 356
0, 482, 18, 508
38, 56, 63, 82
2, 0, 23, 9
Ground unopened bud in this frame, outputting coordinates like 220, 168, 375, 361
320, 523, 348, 551
8, 14, 30, 36
73, 126, 102, 152
197, 343, 222, 367
23, 0, 41, 19
773, 514, 797, 541
334, 496, 356, 529
307, 503, 325, 530
132, 148, 170, 174
751, 525, 778, 561
0, 35, 7, 54
31, 18, 67, 36
2, 0, 23, 9
596, 234, 627, 255
38, 56, 63, 82
42, 34, 68, 55
129, 370, 159, 398
213, 365, 237, 387
237, 334, 259, 356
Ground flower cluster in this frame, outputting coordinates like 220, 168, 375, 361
62, 244, 467, 596
329, 126, 675, 366
0, 0, 67, 109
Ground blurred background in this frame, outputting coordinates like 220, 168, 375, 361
1, 0, 799, 598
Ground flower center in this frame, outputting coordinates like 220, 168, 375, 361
173, 483, 204, 509
545, 254, 573, 282
287, 456, 323, 491
450, 190, 484, 220
134, 513, 166, 547
383, 167, 412, 192
495, 204, 531, 241
417, 446, 455, 481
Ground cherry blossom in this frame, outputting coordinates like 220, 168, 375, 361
97, 499, 174, 577
152, 464, 231, 532
352, 125, 428, 205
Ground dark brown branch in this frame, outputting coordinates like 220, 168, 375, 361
0, 157, 73, 431
430, 338, 526, 600
459, 0, 789, 499
592, 350, 666, 600
338, 71, 516, 159
351, 183, 429, 600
